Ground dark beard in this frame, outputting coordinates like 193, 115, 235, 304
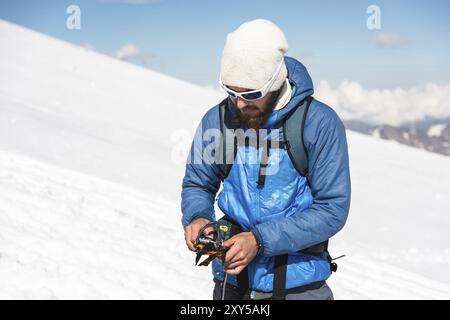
233, 89, 281, 129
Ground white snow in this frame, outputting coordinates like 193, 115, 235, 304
372, 127, 381, 139
427, 124, 446, 137
402, 131, 410, 140
0, 150, 211, 299
1, 19, 450, 299
328, 132, 450, 299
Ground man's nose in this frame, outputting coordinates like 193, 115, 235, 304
235, 97, 248, 110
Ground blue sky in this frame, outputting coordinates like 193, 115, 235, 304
1, 0, 449, 89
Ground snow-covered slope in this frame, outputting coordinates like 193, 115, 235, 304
329, 133, 450, 299
0, 19, 222, 201
1, 19, 449, 299
0, 150, 212, 299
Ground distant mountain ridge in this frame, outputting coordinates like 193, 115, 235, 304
345, 120, 450, 156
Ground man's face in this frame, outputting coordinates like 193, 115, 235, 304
228, 86, 280, 129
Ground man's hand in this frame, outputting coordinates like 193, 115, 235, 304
223, 232, 259, 275
184, 218, 211, 252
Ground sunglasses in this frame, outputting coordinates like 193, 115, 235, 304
219, 59, 284, 101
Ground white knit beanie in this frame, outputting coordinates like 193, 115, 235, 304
220, 19, 288, 92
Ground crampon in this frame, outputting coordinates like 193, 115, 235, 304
194, 220, 233, 267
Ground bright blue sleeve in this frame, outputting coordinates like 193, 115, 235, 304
181, 106, 222, 228
252, 100, 351, 256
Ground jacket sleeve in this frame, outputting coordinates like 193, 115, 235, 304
251, 102, 351, 257
181, 107, 222, 229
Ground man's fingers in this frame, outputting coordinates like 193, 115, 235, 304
186, 219, 211, 251
225, 264, 245, 275
184, 226, 191, 244
190, 223, 212, 244
224, 257, 246, 270
223, 235, 238, 248
203, 225, 215, 236
190, 225, 201, 245
186, 238, 195, 251
184, 226, 196, 251
224, 243, 241, 265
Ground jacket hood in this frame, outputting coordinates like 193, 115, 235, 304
262, 56, 314, 128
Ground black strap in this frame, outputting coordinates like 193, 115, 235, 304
300, 240, 328, 255
219, 215, 250, 299
272, 254, 288, 300
271, 241, 330, 300
256, 141, 270, 188
236, 268, 250, 299
256, 140, 289, 189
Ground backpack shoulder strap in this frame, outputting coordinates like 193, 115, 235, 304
283, 96, 314, 177
218, 98, 237, 181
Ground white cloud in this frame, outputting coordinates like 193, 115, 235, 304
114, 43, 155, 67
80, 42, 95, 51
428, 124, 446, 137
374, 32, 408, 48
316, 80, 450, 126
115, 43, 143, 60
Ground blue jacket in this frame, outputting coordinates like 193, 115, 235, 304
181, 56, 351, 292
